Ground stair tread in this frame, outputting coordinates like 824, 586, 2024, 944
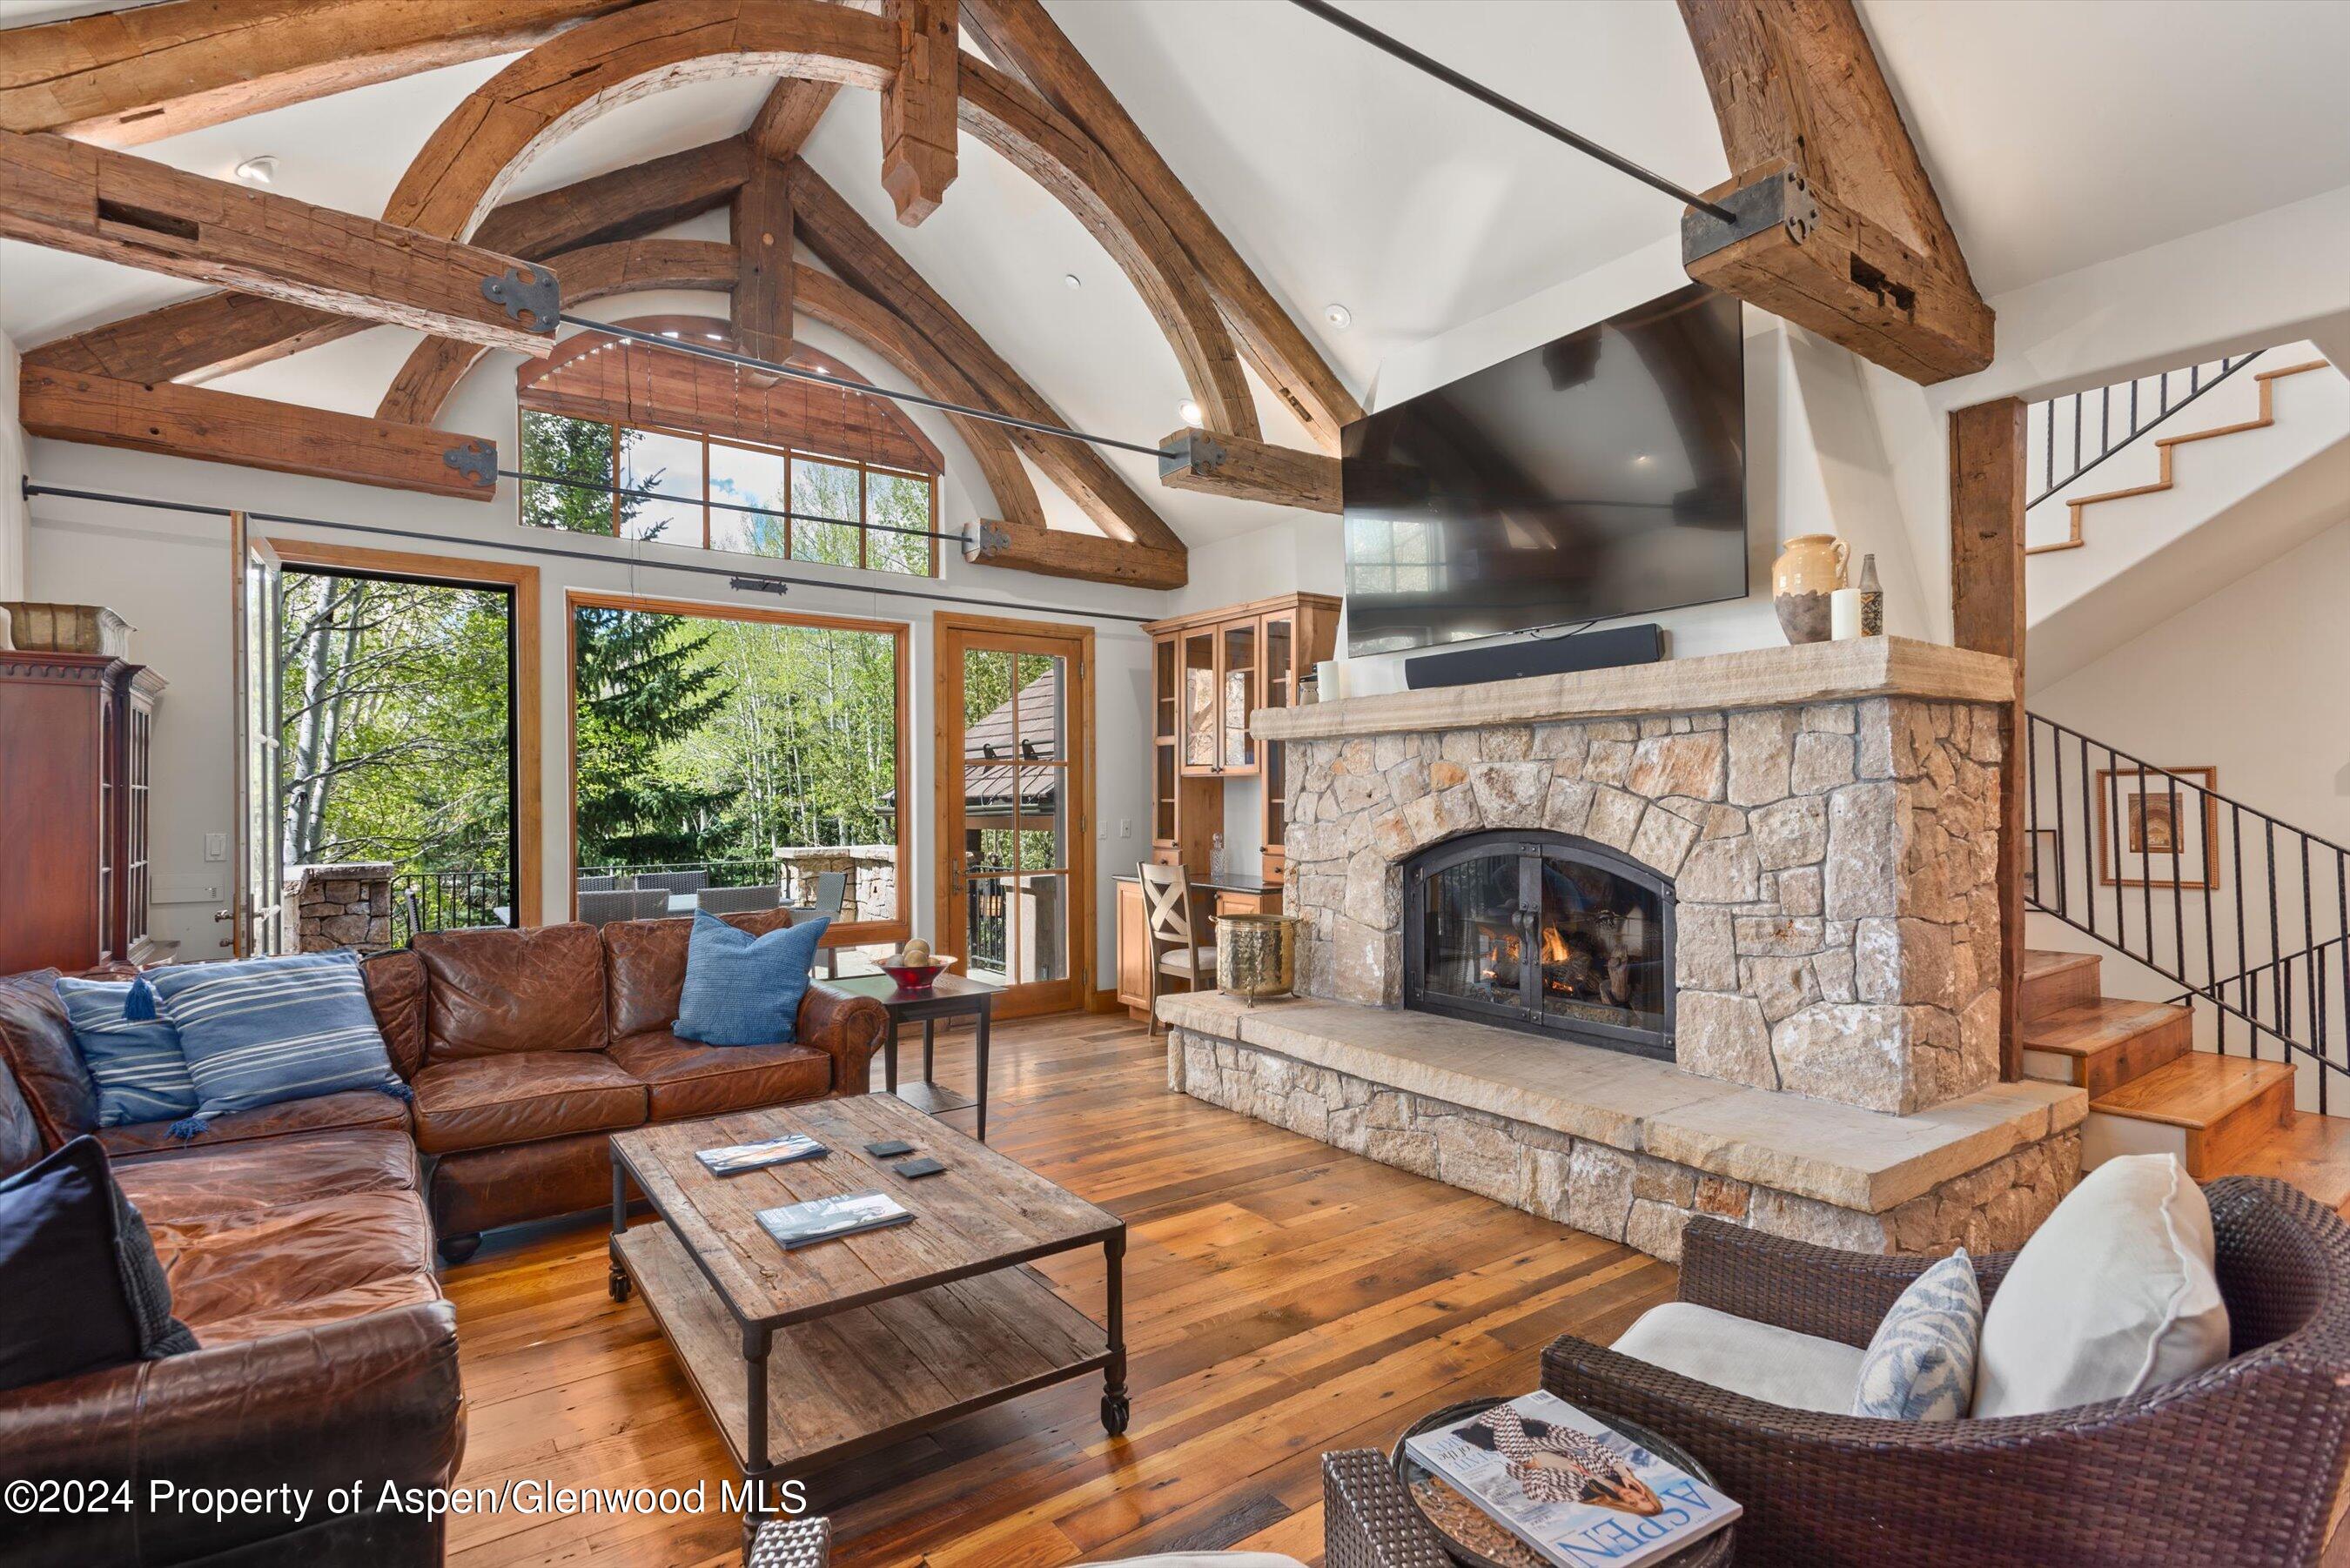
2211, 1110, 2350, 1213
2022, 997, 2188, 1056
2091, 1052, 2296, 1129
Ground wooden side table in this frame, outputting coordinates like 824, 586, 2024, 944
826, 971, 998, 1141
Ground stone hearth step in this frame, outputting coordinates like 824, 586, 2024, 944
2020, 949, 2103, 1022
2086, 1052, 2297, 1179
2212, 1110, 2350, 1215
2021, 997, 2192, 1097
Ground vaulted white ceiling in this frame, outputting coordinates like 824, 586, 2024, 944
4, 0, 2347, 546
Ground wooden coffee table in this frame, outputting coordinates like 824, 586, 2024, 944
606, 1094, 1127, 1545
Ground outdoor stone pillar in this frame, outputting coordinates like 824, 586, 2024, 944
288, 861, 397, 952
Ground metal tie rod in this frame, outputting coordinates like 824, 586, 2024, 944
568, 317, 1177, 461
1283, 0, 1737, 223
504, 467, 964, 543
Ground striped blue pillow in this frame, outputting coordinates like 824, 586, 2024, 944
144, 951, 406, 1132
53, 978, 198, 1128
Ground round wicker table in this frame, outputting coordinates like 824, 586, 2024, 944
1391, 1398, 1736, 1568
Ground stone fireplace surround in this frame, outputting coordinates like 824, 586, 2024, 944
1161, 638, 2087, 1262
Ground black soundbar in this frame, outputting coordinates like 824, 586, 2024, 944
1402, 623, 1666, 690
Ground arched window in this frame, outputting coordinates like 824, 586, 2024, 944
516, 314, 943, 577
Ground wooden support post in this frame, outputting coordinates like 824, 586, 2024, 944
732, 161, 794, 365
1950, 398, 2028, 1082
0, 127, 559, 356
1158, 428, 1342, 515
880, 0, 958, 224
21, 365, 500, 503
750, 80, 840, 162
963, 519, 1187, 592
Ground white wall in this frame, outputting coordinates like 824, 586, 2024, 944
0, 330, 26, 603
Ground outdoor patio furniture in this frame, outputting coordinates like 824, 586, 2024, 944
576, 873, 625, 893
579, 888, 668, 927
695, 884, 782, 915
634, 869, 709, 896
785, 870, 850, 977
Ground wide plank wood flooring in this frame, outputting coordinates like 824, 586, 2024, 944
440, 1008, 1678, 1567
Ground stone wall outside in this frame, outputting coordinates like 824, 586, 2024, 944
1171, 1028, 2078, 1263
286, 861, 395, 952
1278, 696, 2005, 1115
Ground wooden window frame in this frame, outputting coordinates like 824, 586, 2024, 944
562, 589, 913, 948
518, 406, 941, 579
268, 539, 544, 928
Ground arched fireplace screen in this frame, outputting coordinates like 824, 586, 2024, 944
1401, 830, 1675, 1058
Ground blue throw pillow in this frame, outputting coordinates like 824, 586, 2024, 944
142, 951, 407, 1135
0, 1136, 197, 1393
1852, 1249, 1983, 1420
53, 977, 198, 1128
675, 912, 829, 1047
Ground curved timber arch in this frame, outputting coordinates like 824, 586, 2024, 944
383, 0, 1259, 439
379, 238, 1045, 531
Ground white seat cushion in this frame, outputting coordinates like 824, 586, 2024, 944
1611, 1301, 1866, 1413
1973, 1153, 2229, 1418
1157, 946, 1217, 975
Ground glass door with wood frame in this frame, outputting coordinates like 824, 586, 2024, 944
938, 620, 1089, 1017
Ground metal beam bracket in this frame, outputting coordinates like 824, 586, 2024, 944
1157, 431, 1220, 480
1681, 170, 1819, 266
442, 440, 497, 486
964, 519, 1010, 560
480, 265, 561, 332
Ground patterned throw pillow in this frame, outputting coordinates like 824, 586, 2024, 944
140, 951, 407, 1135
53, 977, 198, 1128
1851, 1249, 1983, 1421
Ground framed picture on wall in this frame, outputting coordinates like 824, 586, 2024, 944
2096, 766, 2221, 889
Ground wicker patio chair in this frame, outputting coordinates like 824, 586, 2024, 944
634, 868, 709, 896
696, 883, 782, 915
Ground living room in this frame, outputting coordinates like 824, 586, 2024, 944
3, 2, 2349, 1565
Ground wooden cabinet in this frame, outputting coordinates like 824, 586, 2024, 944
1115, 878, 1150, 1009
0, 653, 166, 974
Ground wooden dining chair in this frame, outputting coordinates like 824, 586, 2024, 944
1138, 862, 1216, 1036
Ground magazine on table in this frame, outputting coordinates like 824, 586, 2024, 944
757, 1190, 914, 1250
1400, 1391, 1740, 1568
695, 1132, 826, 1176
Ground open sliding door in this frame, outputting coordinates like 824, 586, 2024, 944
228, 513, 285, 957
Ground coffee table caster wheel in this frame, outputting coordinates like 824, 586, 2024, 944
1101, 1393, 1129, 1435
608, 1263, 631, 1303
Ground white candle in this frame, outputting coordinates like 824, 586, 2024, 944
1314, 659, 1344, 700
1830, 586, 1864, 640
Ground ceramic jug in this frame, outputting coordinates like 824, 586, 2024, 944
1772, 533, 1849, 645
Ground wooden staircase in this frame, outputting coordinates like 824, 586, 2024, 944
2026, 358, 2333, 555
2022, 948, 2350, 1210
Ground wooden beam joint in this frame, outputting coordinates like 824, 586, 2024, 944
1158, 428, 1341, 515
881, 0, 959, 224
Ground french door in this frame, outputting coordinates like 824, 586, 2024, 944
227, 513, 285, 956
934, 614, 1093, 1019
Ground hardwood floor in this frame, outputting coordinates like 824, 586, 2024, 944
440, 1009, 1679, 1566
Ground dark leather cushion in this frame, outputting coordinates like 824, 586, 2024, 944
361, 948, 428, 1081
97, 1089, 409, 1163
0, 1049, 44, 1179
609, 1028, 833, 1121
0, 971, 99, 1150
414, 923, 608, 1062
603, 907, 796, 1040
0, 1137, 196, 1392
408, 1051, 647, 1156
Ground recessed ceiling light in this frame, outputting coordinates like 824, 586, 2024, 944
1324, 303, 1353, 330
704, 332, 725, 342
1063, 272, 1083, 290
232, 156, 278, 186
1633, 452, 1654, 466
1178, 399, 1203, 426
661, 329, 682, 339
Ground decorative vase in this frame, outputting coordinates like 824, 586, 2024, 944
1772, 534, 1849, 645
1216, 914, 1299, 1002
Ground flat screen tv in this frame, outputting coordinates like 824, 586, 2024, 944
1341, 283, 1747, 657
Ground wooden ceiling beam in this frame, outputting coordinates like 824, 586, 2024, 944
25, 135, 754, 386
731, 159, 794, 362
0, 0, 632, 147
2, 127, 560, 356
21, 362, 498, 502
749, 79, 839, 161
957, 0, 1365, 454
1676, 0, 1991, 384
963, 518, 1186, 592
1158, 427, 1341, 515
879, 0, 958, 224
788, 158, 1184, 553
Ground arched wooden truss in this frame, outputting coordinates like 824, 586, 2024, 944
379, 237, 1048, 534
381, 0, 1258, 442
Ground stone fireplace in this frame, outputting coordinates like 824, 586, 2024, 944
1162, 638, 2086, 1263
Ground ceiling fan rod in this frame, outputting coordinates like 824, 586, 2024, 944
1282, 0, 1739, 224
569, 316, 1177, 461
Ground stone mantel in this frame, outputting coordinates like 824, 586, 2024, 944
1256, 636, 2015, 744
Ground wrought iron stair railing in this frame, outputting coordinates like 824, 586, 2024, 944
2024, 712, 2349, 1109
2030, 351, 2265, 508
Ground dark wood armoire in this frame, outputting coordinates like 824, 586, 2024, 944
0, 651, 167, 974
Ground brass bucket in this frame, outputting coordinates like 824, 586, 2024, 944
1216, 913, 1299, 1001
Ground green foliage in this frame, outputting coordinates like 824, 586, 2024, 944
573, 608, 731, 865
520, 411, 617, 534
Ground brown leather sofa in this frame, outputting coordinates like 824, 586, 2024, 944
0, 968, 462, 1567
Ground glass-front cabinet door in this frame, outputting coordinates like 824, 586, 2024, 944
1179, 627, 1219, 775
1219, 619, 1258, 774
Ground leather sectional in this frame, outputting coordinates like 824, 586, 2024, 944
0, 911, 887, 1565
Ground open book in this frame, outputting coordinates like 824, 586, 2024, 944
1401, 1392, 1739, 1568
756, 1190, 914, 1250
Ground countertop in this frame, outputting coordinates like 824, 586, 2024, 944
1113, 870, 1284, 897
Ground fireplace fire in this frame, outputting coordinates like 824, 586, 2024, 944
1402, 831, 1675, 1058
